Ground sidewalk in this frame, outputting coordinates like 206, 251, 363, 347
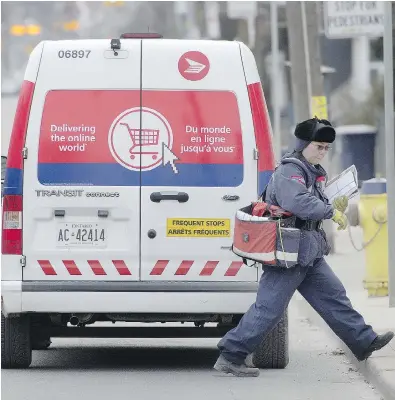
295, 227, 395, 400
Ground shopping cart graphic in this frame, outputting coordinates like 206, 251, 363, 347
121, 123, 159, 160
109, 106, 174, 172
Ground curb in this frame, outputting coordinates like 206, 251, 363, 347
295, 296, 395, 400
355, 357, 395, 400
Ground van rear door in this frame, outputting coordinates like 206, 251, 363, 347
139, 40, 258, 282
23, 39, 142, 281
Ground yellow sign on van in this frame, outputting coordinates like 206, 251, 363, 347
166, 218, 231, 238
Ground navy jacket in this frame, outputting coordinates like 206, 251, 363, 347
265, 153, 335, 266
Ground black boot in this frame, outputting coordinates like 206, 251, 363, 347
357, 331, 394, 361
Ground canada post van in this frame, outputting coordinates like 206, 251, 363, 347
1, 34, 286, 369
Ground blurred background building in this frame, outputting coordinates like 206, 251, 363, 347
1, 1, 391, 178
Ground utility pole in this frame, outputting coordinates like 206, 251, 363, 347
236, 17, 249, 45
286, 2, 310, 124
384, 1, 395, 307
286, 1, 335, 252
253, 3, 270, 96
270, 1, 281, 162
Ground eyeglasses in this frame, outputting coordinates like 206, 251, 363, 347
312, 144, 332, 152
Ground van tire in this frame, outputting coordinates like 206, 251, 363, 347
1, 313, 32, 369
250, 311, 289, 369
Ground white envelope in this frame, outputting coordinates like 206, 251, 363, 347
324, 165, 359, 204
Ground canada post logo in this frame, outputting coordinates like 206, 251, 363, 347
108, 107, 174, 172
178, 51, 210, 81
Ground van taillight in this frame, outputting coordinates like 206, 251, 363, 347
2, 195, 23, 254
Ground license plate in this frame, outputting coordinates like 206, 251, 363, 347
57, 223, 106, 247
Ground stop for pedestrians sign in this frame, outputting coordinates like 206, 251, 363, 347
324, 1, 384, 39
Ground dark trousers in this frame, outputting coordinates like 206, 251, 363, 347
218, 258, 377, 364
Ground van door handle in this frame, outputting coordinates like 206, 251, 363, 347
150, 191, 189, 203
222, 194, 240, 201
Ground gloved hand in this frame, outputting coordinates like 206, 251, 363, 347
332, 209, 348, 230
332, 195, 349, 213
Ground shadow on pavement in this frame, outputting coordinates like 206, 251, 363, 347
30, 346, 220, 370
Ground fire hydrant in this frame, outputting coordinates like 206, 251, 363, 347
347, 178, 388, 297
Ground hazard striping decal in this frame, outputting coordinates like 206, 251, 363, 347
37, 260, 243, 277
150, 260, 170, 276
87, 260, 106, 276
38, 260, 132, 276
199, 261, 219, 276
175, 260, 194, 276
112, 260, 132, 276
224, 261, 243, 277
149, 260, 244, 277
38, 260, 57, 276
63, 260, 82, 276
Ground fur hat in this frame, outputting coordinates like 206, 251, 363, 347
294, 117, 336, 143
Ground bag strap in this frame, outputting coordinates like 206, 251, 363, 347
259, 163, 314, 201
231, 245, 257, 267
242, 257, 257, 268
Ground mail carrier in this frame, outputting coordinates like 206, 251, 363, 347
1, 34, 284, 369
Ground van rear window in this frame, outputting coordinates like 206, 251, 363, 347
38, 90, 243, 187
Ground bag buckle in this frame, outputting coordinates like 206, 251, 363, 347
304, 220, 315, 230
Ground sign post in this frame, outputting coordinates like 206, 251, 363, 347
383, 2, 395, 307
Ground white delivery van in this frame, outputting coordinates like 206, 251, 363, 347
1, 33, 285, 369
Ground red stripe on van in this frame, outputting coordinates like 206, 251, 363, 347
112, 260, 131, 275
7, 80, 35, 170
150, 260, 169, 275
224, 261, 243, 277
175, 260, 194, 276
63, 260, 82, 275
247, 82, 275, 172
199, 261, 219, 276
88, 260, 107, 275
2, 81, 35, 255
38, 260, 57, 276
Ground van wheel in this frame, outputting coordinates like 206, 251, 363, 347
1, 312, 32, 369
246, 311, 289, 369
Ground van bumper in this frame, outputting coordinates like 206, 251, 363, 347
21, 281, 258, 314
1, 281, 22, 315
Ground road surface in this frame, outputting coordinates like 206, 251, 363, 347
2, 301, 382, 400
